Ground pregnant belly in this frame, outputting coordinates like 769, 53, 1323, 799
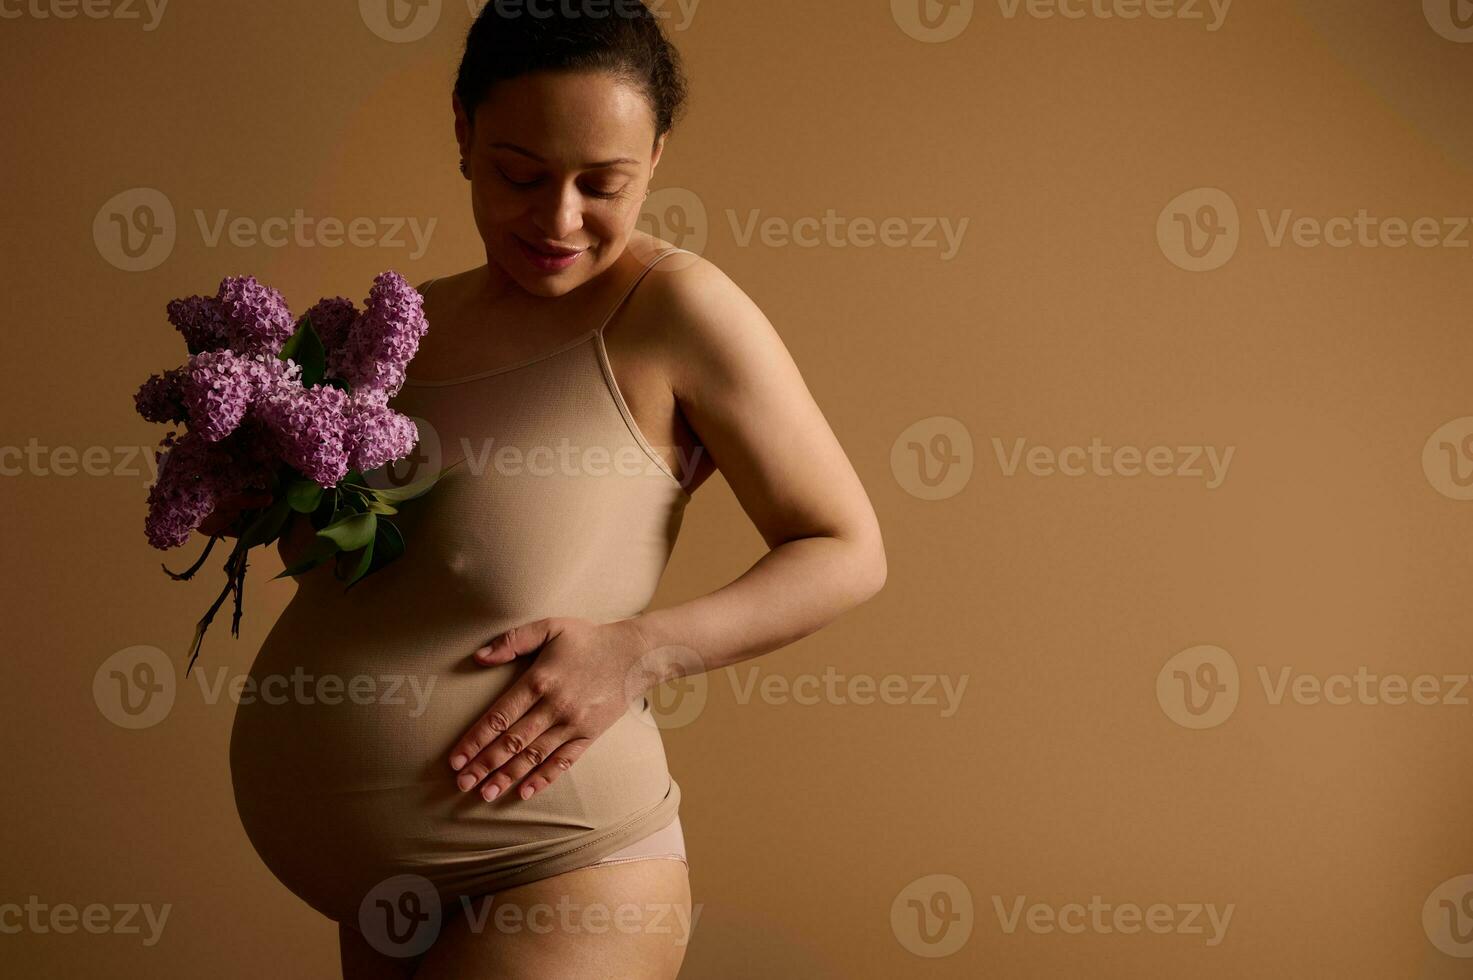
227, 599, 680, 922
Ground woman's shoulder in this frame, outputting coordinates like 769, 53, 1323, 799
413, 266, 478, 299
621, 237, 792, 397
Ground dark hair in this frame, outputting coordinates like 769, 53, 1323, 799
455, 0, 689, 146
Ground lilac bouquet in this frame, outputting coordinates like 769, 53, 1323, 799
135, 272, 461, 674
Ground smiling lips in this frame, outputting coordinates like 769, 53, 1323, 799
516, 236, 588, 272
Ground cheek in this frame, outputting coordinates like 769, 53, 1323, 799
469, 185, 522, 225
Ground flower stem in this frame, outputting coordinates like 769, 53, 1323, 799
184, 536, 249, 678
162, 534, 220, 581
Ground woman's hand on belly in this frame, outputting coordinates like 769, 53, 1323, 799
446, 617, 660, 803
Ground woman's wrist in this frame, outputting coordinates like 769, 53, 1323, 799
608, 613, 695, 695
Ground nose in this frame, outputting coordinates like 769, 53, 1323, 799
529, 180, 584, 243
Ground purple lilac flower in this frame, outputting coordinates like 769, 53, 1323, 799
144, 424, 278, 549
302, 296, 358, 355
217, 275, 296, 356
216, 416, 281, 489
254, 381, 351, 488
327, 271, 428, 398
134, 366, 189, 424
167, 296, 230, 354
144, 430, 222, 549
183, 350, 257, 443
344, 389, 419, 473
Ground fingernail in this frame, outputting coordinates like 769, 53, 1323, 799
450, 754, 467, 770
483, 784, 500, 801
520, 784, 534, 800
457, 773, 478, 791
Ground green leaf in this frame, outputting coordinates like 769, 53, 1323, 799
343, 538, 376, 589
372, 457, 467, 504
316, 511, 377, 552
238, 496, 291, 549
279, 315, 327, 387
364, 497, 399, 516
286, 479, 324, 514
375, 519, 406, 564
347, 520, 406, 589
272, 537, 338, 579
309, 490, 341, 529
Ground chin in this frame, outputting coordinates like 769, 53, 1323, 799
501, 239, 604, 295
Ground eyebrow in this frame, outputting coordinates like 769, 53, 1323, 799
489, 142, 640, 169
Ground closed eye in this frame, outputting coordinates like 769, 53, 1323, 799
495, 168, 625, 201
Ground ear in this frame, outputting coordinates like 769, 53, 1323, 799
650, 134, 666, 174
453, 93, 472, 157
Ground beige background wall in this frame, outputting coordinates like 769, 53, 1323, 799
3, 0, 1472, 976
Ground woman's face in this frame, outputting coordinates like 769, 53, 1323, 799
455, 70, 664, 298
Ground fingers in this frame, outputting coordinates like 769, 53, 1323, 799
518, 737, 590, 798
477, 727, 583, 802
473, 618, 559, 665
450, 681, 554, 787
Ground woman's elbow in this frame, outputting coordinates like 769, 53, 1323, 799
852, 536, 887, 603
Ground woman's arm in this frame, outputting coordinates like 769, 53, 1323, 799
626, 255, 888, 685
445, 255, 887, 801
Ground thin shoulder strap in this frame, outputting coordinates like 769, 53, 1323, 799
594, 246, 690, 336
419, 276, 441, 297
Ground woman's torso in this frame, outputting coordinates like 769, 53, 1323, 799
405, 232, 714, 495
227, 242, 700, 923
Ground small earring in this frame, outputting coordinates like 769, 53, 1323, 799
459, 160, 470, 178
644, 188, 651, 199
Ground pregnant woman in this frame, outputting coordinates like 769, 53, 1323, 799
227, 4, 886, 977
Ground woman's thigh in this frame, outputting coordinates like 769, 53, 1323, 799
413, 858, 693, 979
